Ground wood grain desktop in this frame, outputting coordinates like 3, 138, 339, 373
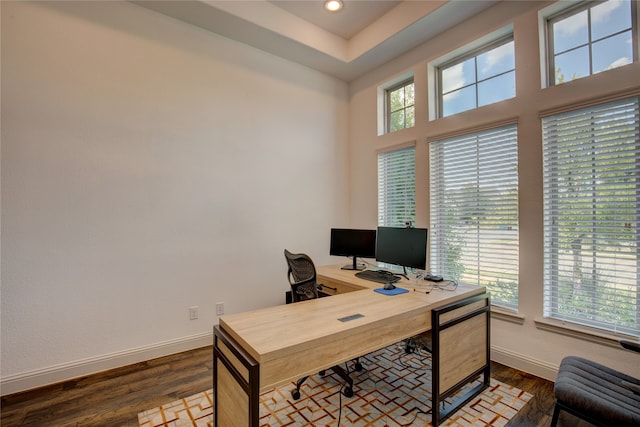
213, 264, 490, 427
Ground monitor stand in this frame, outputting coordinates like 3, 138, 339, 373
341, 256, 366, 271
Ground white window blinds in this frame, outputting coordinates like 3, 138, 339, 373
542, 96, 640, 337
378, 146, 415, 227
430, 125, 519, 309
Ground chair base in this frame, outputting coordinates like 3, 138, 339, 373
291, 359, 362, 400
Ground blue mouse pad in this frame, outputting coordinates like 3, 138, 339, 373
374, 287, 409, 296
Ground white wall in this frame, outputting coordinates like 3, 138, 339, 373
349, 1, 640, 380
1, 1, 349, 394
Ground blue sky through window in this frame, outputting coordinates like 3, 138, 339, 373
441, 40, 515, 117
552, 0, 633, 84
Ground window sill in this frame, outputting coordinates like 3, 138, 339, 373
534, 318, 636, 349
490, 306, 525, 325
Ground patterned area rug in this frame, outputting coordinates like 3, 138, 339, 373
139, 341, 531, 427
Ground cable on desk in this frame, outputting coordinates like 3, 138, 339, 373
360, 258, 378, 269
412, 279, 458, 294
435, 279, 458, 291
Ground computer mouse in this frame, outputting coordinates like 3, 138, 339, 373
384, 283, 396, 291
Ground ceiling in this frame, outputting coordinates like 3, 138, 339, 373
269, 1, 401, 40
134, 0, 499, 82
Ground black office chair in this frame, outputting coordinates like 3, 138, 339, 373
283, 249, 362, 399
285, 249, 320, 303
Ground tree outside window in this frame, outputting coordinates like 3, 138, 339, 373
542, 97, 640, 337
386, 79, 415, 133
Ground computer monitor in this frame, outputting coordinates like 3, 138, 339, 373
376, 226, 428, 272
330, 228, 377, 270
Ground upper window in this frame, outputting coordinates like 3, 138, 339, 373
438, 36, 515, 118
386, 79, 415, 133
546, 0, 637, 86
542, 96, 640, 337
378, 146, 415, 227
430, 125, 519, 309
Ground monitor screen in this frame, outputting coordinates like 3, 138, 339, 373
330, 228, 377, 270
376, 227, 428, 270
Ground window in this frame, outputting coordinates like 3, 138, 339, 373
430, 125, 519, 309
386, 79, 415, 133
542, 96, 640, 337
378, 146, 415, 227
546, 0, 637, 86
438, 36, 515, 117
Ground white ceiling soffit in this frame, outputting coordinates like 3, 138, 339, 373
133, 1, 499, 82
269, 1, 401, 40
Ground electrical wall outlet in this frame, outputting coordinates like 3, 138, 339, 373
189, 306, 199, 320
216, 302, 224, 316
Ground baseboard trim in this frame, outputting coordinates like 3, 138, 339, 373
491, 345, 559, 382
3, 336, 554, 396
1, 331, 213, 396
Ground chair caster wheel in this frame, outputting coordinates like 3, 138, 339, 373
343, 387, 353, 398
354, 362, 363, 371
291, 389, 301, 400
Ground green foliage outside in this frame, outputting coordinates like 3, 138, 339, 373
389, 83, 415, 133
437, 183, 519, 309
544, 103, 639, 336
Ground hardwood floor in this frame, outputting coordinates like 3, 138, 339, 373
1, 346, 214, 426
1, 346, 587, 426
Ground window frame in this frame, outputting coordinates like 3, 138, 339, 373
545, 0, 638, 87
436, 34, 515, 118
385, 78, 415, 134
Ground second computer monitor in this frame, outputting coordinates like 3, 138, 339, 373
330, 228, 377, 270
376, 226, 428, 270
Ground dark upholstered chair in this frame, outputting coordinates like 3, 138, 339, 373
283, 249, 362, 399
551, 340, 640, 427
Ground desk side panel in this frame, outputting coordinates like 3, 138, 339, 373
439, 314, 488, 391
214, 326, 260, 427
217, 359, 249, 427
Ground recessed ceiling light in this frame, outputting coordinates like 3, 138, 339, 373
324, 0, 343, 13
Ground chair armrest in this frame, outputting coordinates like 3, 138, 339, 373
620, 340, 640, 353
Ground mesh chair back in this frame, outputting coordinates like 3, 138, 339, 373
284, 249, 318, 302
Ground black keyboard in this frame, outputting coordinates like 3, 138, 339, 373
355, 269, 401, 284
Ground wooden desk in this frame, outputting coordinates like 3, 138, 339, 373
214, 264, 490, 427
